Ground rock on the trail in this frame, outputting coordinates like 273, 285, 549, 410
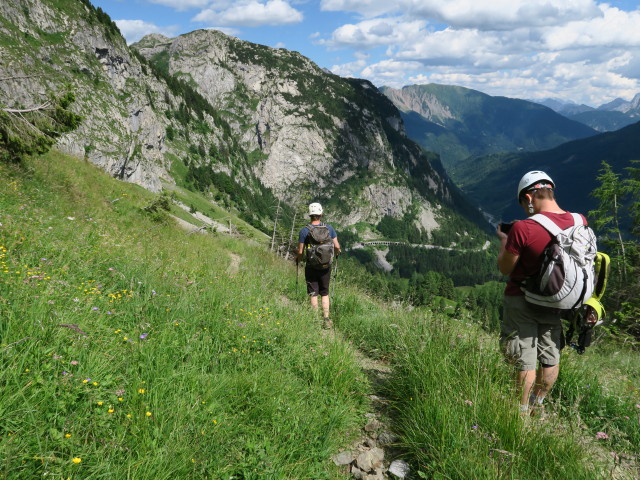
388, 459, 410, 478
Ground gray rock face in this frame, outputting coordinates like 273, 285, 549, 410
1, 0, 479, 236
333, 450, 356, 466
382, 86, 454, 124
133, 29, 458, 229
0, 0, 177, 192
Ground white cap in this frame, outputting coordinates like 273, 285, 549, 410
308, 202, 323, 216
517, 171, 554, 201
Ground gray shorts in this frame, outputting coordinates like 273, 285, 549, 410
500, 295, 563, 371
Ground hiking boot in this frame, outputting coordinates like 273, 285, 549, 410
323, 317, 333, 329
530, 405, 547, 420
518, 406, 530, 419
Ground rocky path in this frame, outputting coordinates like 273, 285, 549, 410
323, 329, 410, 479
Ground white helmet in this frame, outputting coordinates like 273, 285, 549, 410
517, 171, 554, 201
308, 202, 323, 216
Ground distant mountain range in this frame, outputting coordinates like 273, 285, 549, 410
455, 120, 640, 224
380, 83, 640, 230
534, 95, 640, 132
381, 84, 597, 177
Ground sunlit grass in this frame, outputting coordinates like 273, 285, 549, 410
0, 152, 365, 479
1, 150, 639, 479
334, 288, 640, 478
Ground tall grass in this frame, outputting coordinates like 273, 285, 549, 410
0, 153, 366, 479
334, 290, 640, 478
2, 151, 639, 479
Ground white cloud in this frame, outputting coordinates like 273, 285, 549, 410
407, 0, 603, 31
192, 0, 303, 27
329, 53, 371, 78
542, 6, 640, 50
320, 18, 426, 49
318, 1, 640, 105
320, 0, 603, 30
360, 59, 423, 81
114, 19, 180, 44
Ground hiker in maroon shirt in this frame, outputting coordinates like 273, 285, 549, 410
497, 171, 588, 418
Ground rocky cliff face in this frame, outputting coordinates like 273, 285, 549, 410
381, 86, 455, 125
133, 30, 473, 232
1, 0, 485, 239
0, 0, 186, 191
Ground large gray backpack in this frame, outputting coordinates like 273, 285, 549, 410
523, 213, 597, 310
305, 224, 334, 269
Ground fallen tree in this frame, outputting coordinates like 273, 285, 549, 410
1, 91, 82, 163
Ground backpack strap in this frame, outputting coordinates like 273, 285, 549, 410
529, 212, 583, 235
528, 214, 562, 236
570, 212, 584, 226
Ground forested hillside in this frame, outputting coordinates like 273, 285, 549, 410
456, 121, 640, 223
381, 84, 597, 174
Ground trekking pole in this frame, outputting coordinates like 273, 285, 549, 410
332, 255, 339, 320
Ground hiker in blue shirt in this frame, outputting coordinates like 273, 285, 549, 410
296, 202, 341, 328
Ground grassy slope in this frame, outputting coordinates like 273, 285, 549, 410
1, 151, 639, 479
0, 152, 367, 479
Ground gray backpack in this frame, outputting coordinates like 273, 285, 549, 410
305, 224, 334, 269
523, 213, 597, 310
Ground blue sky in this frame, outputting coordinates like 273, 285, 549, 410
91, 0, 640, 107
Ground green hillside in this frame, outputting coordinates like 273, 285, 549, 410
1, 151, 639, 479
382, 84, 597, 174
456, 120, 640, 223
568, 110, 638, 132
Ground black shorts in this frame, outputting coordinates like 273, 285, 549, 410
305, 265, 331, 296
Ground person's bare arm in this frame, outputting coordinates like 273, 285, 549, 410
296, 242, 304, 263
497, 226, 518, 275
333, 237, 341, 256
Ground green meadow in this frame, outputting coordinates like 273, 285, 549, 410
1, 152, 639, 479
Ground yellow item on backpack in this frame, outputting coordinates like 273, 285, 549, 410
591, 252, 610, 301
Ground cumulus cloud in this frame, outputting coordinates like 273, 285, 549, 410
321, 0, 603, 30
329, 51, 371, 78
192, 0, 303, 27
318, 1, 640, 104
114, 19, 180, 44
407, 0, 603, 31
320, 18, 426, 49
542, 6, 640, 50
